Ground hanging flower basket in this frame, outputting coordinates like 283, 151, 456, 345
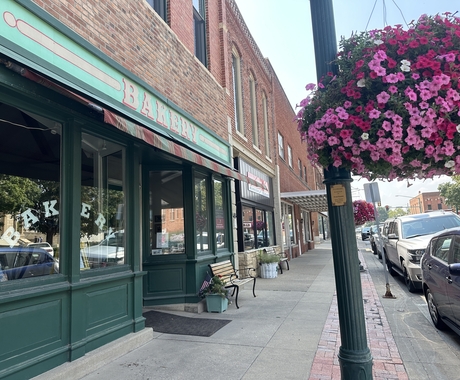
297, 13, 460, 181
353, 200, 375, 225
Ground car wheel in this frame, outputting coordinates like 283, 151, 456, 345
385, 254, 396, 276
377, 250, 382, 259
426, 288, 447, 330
403, 265, 416, 293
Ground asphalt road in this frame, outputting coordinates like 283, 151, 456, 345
358, 239, 460, 380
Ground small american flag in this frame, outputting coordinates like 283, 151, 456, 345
200, 272, 212, 293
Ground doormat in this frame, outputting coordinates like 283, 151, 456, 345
143, 310, 232, 337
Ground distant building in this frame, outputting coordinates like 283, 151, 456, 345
409, 192, 449, 214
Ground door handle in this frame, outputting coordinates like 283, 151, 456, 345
427, 263, 432, 270
446, 276, 453, 284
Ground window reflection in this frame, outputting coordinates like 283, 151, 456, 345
195, 176, 209, 251
80, 134, 125, 269
149, 171, 184, 255
0, 104, 61, 281
214, 179, 226, 249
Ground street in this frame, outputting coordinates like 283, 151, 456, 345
358, 239, 460, 380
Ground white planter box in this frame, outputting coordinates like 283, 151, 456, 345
260, 262, 278, 278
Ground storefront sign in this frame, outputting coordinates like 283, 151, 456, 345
247, 172, 269, 198
0, 1, 231, 165
0, 199, 114, 248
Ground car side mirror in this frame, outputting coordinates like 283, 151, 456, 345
449, 263, 460, 276
388, 233, 398, 239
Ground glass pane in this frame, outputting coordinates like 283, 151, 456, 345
242, 206, 254, 251
214, 179, 226, 249
266, 211, 275, 246
0, 105, 61, 282
195, 176, 209, 251
80, 134, 125, 269
149, 171, 184, 255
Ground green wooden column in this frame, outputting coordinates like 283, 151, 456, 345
310, 0, 373, 377
323, 167, 373, 378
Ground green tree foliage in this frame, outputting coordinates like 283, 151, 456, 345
388, 208, 408, 218
0, 174, 41, 216
438, 176, 460, 212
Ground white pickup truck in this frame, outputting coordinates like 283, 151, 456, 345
382, 211, 460, 292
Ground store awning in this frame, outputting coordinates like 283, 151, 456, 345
280, 189, 329, 212
16, 65, 260, 186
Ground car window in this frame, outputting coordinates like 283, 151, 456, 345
402, 215, 460, 239
432, 236, 452, 262
451, 236, 460, 264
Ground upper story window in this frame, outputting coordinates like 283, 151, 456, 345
298, 159, 302, 177
278, 132, 284, 159
288, 145, 292, 167
262, 93, 270, 158
193, 0, 207, 66
249, 75, 259, 148
147, 0, 167, 22
304, 166, 307, 182
232, 50, 244, 134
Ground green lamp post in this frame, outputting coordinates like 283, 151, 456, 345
310, 1, 373, 378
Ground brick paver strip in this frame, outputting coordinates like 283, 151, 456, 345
308, 250, 409, 380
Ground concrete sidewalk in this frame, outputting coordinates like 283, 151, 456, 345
35, 240, 407, 380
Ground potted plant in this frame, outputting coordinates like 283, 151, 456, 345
296, 13, 460, 182
258, 251, 280, 278
200, 275, 229, 313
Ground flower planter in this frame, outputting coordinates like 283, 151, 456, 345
205, 294, 228, 313
260, 262, 278, 279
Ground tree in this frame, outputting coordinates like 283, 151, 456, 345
388, 207, 408, 218
438, 176, 460, 213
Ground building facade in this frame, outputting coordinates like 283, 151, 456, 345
409, 192, 449, 214
0, 1, 323, 378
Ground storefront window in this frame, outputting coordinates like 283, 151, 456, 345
195, 175, 209, 252
266, 210, 275, 246
282, 204, 294, 246
80, 133, 125, 269
149, 170, 184, 255
0, 105, 61, 281
242, 206, 254, 250
214, 179, 226, 249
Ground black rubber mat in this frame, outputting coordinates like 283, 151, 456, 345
143, 310, 232, 337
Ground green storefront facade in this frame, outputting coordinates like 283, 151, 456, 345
0, 1, 240, 378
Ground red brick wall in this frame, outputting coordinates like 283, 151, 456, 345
223, 0, 276, 166
32, 0, 228, 139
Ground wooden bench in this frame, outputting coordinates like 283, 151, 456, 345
263, 247, 289, 274
208, 260, 256, 309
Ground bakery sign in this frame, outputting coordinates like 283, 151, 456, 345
247, 172, 269, 198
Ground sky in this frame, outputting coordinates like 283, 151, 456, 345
234, 0, 458, 208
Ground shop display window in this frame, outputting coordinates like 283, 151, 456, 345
0, 104, 61, 281
213, 179, 227, 249
80, 133, 125, 269
149, 170, 185, 255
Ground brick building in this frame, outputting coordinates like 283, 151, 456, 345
0, 1, 324, 377
409, 192, 449, 214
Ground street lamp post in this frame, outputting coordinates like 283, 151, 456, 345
310, 1, 373, 378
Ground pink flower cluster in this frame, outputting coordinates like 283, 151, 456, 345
353, 200, 375, 225
297, 13, 460, 181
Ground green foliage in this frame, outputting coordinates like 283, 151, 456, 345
200, 275, 228, 299
388, 207, 408, 218
438, 176, 460, 211
258, 251, 281, 264
0, 174, 41, 215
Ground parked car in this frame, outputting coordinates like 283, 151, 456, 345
0, 246, 58, 281
27, 242, 54, 256
83, 231, 124, 268
382, 211, 460, 292
361, 226, 372, 241
370, 225, 383, 259
421, 227, 460, 336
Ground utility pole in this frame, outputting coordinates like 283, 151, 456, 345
309, 1, 373, 378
